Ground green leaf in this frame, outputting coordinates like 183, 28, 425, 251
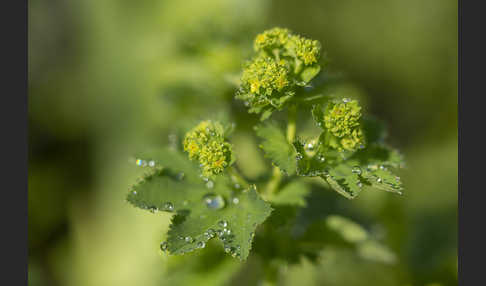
325, 215, 368, 243
323, 163, 363, 199
361, 166, 403, 195
292, 136, 335, 177
300, 64, 321, 83
357, 240, 397, 264
127, 148, 273, 260
166, 185, 272, 260
269, 181, 310, 207
259, 108, 274, 121
352, 143, 405, 169
255, 123, 297, 175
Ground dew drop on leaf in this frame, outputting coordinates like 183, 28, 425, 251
206, 229, 215, 238
203, 194, 225, 210
185, 236, 193, 243
197, 241, 206, 249
148, 160, 155, 167
176, 172, 185, 181
216, 229, 224, 237
351, 166, 362, 175
206, 180, 214, 189
160, 241, 168, 252
164, 202, 174, 212
218, 220, 228, 228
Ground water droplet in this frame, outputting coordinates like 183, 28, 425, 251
148, 160, 155, 167
296, 153, 303, 160
317, 155, 325, 162
351, 166, 362, 175
160, 241, 168, 251
226, 229, 232, 235
306, 143, 314, 150
234, 184, 240, 189
342, 98, 350, 103
203, 194, 225, 210
224, 247, 231, 253
177, 172, 185, 180
216, 229, 224, 237
232, 197, 239, 204
132, 190, 137, 195
218, 220, 228, 228
206, 229, 215, 238
185, 236, 193, 243
376, 177, 382, 183
164, 202, 174, 212
379, 165, 385, 170
206, 180, 214, 189
197, 241, 206, 248
135, 159, 143, 166
357, 182, 363, 188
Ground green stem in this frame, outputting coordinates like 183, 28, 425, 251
287, 104, 297, 143
265, 105, 297, 197
265, 166, 282, 198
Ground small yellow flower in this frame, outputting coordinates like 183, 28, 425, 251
183, 121, 233, 177
324, 99, 365, 151
291, 35, 321, 65
253, 27, 291, 52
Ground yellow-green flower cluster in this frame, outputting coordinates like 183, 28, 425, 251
254, 27, 291, 52
183, 121, 232, 177
324, 99, 365, 151
292, 35, 321, 65
241, 57, 290, 97
237, 27, 323, 117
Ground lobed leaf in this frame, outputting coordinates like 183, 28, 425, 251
166, 185, 272, 260
127, 148, 272, 260
255, 123, 297, 175
269, 181, 310, 207
323, 163, 363, 199
361, 166, 403, 195
300, 64, 321, 84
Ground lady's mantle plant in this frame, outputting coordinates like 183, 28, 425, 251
126, 27, 404, 261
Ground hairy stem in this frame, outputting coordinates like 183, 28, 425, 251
287, 104, 297, 142
265, 105, 297, 197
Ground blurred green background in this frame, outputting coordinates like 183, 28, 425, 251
28, 0, 457, 285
